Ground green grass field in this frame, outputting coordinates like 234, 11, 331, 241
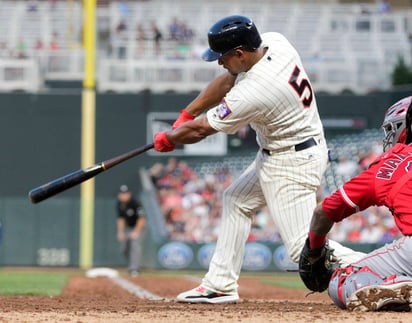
0, 268, 304, 296
0, 269, 71, 296
0, 271, 69, 296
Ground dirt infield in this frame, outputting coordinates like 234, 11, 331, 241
0, 273, 411, 322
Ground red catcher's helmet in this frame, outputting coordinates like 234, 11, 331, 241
202, 15, 262, 62
382, 96, 412, 152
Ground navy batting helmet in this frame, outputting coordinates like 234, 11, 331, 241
202, 15, 262, 62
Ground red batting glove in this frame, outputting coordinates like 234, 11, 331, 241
172, 109, 195, 129
154, 132, 176, 152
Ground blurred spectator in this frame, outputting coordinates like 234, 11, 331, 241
335, 156, 359, 178
377, 0, 392, 14
317, 183, 331, 202
181, 22, 195, 42
150, 162, 166, 185
34, 38, 44, 50
359, 6, 371, 15
49, 32, 59, 50
168, 17, 183, 41
0, 41, 9, 58
357, 141, 381, 170
111, 21, 128, 58
16, 39, 28, 59
135, 23, 146, 57
328, 222, 347, 242
136, 24, 146, 41
347, 227, 361, 242
359, 221, 384, 243
116, 19, 127, 33
118, 0, 130, 19
151, 22, 163, 57
27, 0, 38, 12
358, 148, 378, 171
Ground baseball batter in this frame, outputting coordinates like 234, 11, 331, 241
304, 96, 412, 311
154, 15, 364, 304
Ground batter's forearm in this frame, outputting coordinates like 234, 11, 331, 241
307, 204, 335, 249
167, 117, 217, 144
185, 72, 236, 116
311, 204, 334, 236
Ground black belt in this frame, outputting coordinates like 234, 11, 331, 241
262, 138, 317, 155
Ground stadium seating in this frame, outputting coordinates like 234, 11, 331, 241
0, 1, 411, 94
190, 128, 383, 194
151, 128, 399, 244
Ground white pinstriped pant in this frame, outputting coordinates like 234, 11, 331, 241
202, 140, 365, 294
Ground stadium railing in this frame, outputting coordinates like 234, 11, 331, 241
0, 2, 411, 94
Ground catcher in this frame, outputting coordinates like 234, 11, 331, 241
299, 96, 412, 311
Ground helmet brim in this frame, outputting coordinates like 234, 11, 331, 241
201, 48, 222, 62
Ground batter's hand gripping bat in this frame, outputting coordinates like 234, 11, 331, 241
29, 143, 154, 204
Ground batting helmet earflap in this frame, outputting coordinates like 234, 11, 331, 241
202, 15, 262, 62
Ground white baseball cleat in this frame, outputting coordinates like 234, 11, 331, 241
176, 285, 239, 304
346, 281, 412, 312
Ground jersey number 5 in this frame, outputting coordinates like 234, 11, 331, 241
288, 66, 313, 108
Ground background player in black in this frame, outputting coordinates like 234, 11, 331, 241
116, 185, 146, 277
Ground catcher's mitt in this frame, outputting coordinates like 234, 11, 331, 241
298, 238, 339, 292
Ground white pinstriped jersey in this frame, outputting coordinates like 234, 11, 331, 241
193, 32, 365, 296
207, 32, 325, 151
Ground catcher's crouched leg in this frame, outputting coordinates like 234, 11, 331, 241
298, 238, 339, 292
328, 266, 384, 309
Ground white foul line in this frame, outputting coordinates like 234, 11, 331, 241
110, 276, 167, 301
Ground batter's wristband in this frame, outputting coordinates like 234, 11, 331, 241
309, 229, 327, 250
172, 109, 195, 129
180, 109, 195, 120
160, 132, 174, 147
154, 131, 176, 152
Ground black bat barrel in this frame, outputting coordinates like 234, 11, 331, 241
28, 164, 103, 204
28, 143, 154, 204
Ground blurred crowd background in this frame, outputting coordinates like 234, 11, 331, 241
7, 0, 402, 245
149, 132, 402, 245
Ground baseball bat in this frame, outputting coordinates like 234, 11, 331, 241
29, 143, 154, 204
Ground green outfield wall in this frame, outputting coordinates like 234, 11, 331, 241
0, 89, 409, 268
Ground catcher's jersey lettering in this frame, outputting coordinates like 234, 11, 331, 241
288, 66, 313, 108
406, 161, 412, 172
376, 168, 393, 180
376, 152, 412, 180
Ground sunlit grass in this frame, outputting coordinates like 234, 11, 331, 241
0, 268, 305, 295
0, 271, 69, 296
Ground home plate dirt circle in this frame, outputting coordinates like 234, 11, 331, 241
0, 273, 410, 322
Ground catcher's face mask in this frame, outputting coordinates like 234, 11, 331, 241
382, 96, 412, 152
